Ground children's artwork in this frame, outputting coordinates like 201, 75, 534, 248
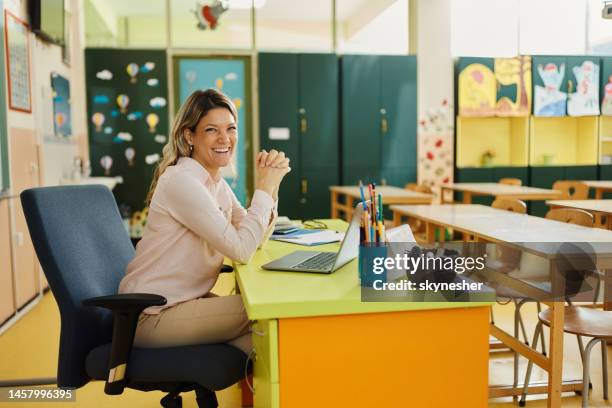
458, 63, 496, 116
534, 63, 566, 116
567, 60, 600, 116
5, 11, 31, 112
96, 70, 113, 80
494, 56, 532, 116
602, 75, 612, 115
51, 73, 72, 137
194, 0, 229, 30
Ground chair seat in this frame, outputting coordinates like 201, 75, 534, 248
538, 306, 612, 339
86, 343, 249, 391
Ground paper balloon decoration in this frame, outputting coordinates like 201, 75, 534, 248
233, 97, 242, 110
215, 78, 223, 90
100, 155, 113, 175
126, 63, 139, 83
55, 113, 66, 128
116, 94, 130, 114
92, 112, 105, 132
125, 147, 135, 166
185, 71, 197, 84
146, 113, 159, 133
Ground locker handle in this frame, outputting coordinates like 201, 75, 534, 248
299, 108, 307, 134
301, 179, 308, 194
380, 108, 388, 135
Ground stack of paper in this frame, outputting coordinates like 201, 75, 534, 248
272, 230, 344, 246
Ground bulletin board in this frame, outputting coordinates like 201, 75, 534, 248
4, 10, 31, 113
85, 48, 169, 216
174, 56, 251, 205
51, 72, 71, 137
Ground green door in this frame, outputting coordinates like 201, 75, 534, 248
532, 56, 568, 116
341, 55, 381, 183
380, 55, 417, 187
258, 53, 300, 217
298, 54, 339, 217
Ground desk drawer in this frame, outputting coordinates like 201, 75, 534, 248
252, 319, 279, 408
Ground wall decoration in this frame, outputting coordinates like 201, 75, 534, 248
96, 69, 113, 80
126, 63, 139, 83
494, 56, 532, 116
417, 99, 454, 195
154, 134, 167, 144
603, 75, 612, 115
146, 113, 159, 132
91, 112, 105, 131
145, 153, 160, 164
150, 96, 166, 108
567, 60, 600, 116
534, 63, 566, 116
51, 72, 72, 137
100, 155, 113, 175
458, 63, 496, 116
177, 57, 249, 203
104, 126, 113, 134
116, 94, 130, 113
4, 11, 31, 113
85, 49, 168, 223
93, 94, 110, 104
193, 0, 229, 30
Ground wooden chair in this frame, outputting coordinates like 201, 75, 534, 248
545, 208, 593, 227
492, 198, 527, 214
552, 180, 589, 200
404, 183, 433, 194
499, 177, 522, 186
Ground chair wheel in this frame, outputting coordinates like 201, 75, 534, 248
161, 394, 182, 408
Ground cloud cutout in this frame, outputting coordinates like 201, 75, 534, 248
96, 70, 113, 80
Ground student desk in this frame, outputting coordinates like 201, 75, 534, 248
233, 220, 490, 408
389, 204, 612, 407
582, 180, 612, 199
547, 199, 612, 229
329, 185, 432, 221
440, 183, 561, 204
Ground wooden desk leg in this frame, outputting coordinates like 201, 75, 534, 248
425, 222, 435, 243
440, 187, 448, 203
548, 260, 565, 408
331, 191, 339, 219
346, 197, 354, 222
463, 192, 472, 204
392, 211, 401, 227
596, 189, 603, 200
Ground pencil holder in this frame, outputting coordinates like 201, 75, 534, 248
359, 243, 388, 288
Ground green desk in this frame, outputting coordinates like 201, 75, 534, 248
234, 220, 491, 408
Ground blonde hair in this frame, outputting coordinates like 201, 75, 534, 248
146, 89, 238, 205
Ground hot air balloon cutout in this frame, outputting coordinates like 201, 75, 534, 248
185, 71, 197, 85
193, 0, 228, 30
100, 155, 113, 175
116, 94, 130, 114
92, 112, 105, 132
126, 63, 139, 83
141, 62, 155, 73
215, 77, 223, 90
233, 98, 242, 110
146, 113, 159, 133
125, 147, 136, 166
55, 113, 66, 133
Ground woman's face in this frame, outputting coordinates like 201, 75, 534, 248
188, 107, 237, 174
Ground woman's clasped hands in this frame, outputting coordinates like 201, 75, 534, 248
255, 149, 290, 201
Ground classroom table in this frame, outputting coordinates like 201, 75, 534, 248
439, 182, 562, 204
581, 180, 612, 199
389, 204, 612, 407
233, 219, 490, 408
547, 199, 612, 229
329, 185, 432, 221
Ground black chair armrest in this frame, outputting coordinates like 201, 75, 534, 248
82, 293, 167, 395
220, 264, 234, 273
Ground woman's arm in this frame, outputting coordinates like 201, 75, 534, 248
230, 189, 278, 248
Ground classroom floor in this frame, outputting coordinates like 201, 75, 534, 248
0, 279, 610, 407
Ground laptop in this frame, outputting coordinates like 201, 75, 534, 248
262, 204, 364, 274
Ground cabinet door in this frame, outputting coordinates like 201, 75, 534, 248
342, 166, 380, 186
454, 168, 494, 204
298, 54, 339, 218
530, 166, 564, 216
11, 198, 39, 308
566, 56, 600, 116
565, 165, 597, 181
259, 53, 300, 218
380, 55, 417, 186
599, 164, 612, 198
341, 55, 381, 175
0, 199, 15, 323
493, 166, 529, 185
532, 56, 568, 117
457, 57, 496, 117
601, 57, 612, 115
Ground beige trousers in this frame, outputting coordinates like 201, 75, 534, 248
133, 294, 252, 355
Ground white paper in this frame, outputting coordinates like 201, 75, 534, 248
274, 230, 344, 246
268, 127, 290, 140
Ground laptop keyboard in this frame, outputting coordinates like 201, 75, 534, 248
292, 252, 336, 271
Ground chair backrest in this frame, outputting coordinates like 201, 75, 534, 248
498, 177, 522, 186
491, 198, 527, 214
20, 185, 134, 388
552, 180, 589, 200
545, 208, 593, 227
405, 183, 433, 194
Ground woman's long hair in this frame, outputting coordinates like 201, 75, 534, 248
146, 89, 238, 205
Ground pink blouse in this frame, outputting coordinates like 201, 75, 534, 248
118, 157, 276, 313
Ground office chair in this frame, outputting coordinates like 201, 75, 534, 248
20, 185, 249, 408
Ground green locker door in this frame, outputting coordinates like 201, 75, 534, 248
493, 167, 529, 185
454, 168, 494, 204
565, 165, 597, 181
530, 166, 564, 216
341, 55, 381, 183
258, 53, 300, 218
601, 57, 612, 115
532, 56, 568, 116
298, 53, 338, 218
380, 55, 417, 187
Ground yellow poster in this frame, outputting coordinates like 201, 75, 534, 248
495, 56, 532, 116
458, 63, 496, 117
